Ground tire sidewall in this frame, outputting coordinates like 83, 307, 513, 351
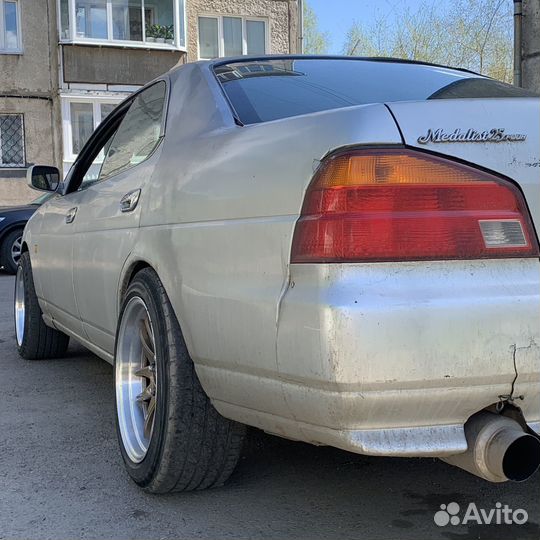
17, 252, 36, 356
114, 274, 170, 487
15, 251, 69, 360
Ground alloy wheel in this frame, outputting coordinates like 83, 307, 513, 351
11, 235, 22, 267
116, 297, 158, 463
14, 265, 25, 346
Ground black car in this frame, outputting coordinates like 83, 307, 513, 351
0, 193, 52, 274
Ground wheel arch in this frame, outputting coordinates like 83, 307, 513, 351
117, 256, 196, 365
118, 259, 154, 311
0, 222, 26, 244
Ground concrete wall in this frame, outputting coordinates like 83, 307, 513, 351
0, 0, 61, 206
0, 1, 54, 96
0, 98, 57, 205
522, 0, 540, 92
186, 0, 298, 61
62, 45, 186, 85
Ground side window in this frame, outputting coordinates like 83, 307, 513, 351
99, 82, 166, 181
80, 129, 117, 188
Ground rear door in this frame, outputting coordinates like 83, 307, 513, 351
72, 81, 167, 355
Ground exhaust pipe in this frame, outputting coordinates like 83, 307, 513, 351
443, 412, 540, 483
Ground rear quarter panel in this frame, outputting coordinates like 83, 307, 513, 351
133, 64, 403, 419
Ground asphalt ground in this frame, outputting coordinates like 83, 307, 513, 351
1, 272, 539, 540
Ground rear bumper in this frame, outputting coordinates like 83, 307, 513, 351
275, 259, 540, 456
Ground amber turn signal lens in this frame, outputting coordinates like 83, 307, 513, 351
291, 148, 539, 263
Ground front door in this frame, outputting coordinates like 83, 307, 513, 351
32, 191, 84, 336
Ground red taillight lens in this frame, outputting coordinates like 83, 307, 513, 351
291, 149, 539, 263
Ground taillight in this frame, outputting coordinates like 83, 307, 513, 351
291, 148, 539, 263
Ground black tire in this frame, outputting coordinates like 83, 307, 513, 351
115, 268, 246, 493
1, 228, 23, 274
15, 252, 70, 360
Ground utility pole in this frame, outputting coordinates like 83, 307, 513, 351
513, 0, 522, 86
297, 0, 304, 54
521, 0, 540, 93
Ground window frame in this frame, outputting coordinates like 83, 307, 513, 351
0, 0, 22, 54
62, 95, 124, 163
197, 14, 269, 60
0, 113, 25, 168
64, 79, 169, 194
97, 80, 167, 183
57, 0, 186, 51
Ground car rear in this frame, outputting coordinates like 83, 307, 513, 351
214, 57, 540, 480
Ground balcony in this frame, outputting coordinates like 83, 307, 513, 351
58, 0, 186, 51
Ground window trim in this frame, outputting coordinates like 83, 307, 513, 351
197, 14, 269, 60
57, 0, 186, 52
0, 0, 22, 54
0, 113, 25, 168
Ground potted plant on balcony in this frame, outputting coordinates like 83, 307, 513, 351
165, 25, 174, 45
145, 23, 158, 43
155, 25, 166, 43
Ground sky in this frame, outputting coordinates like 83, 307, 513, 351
308, 0, 451, 54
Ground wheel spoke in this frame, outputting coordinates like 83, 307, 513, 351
134, 364, 154, 381
144, 397, 156, 438
143, 316, 153, 344
12, 237, 22, 263
139, 319, 155, 361
136, 385, 153, 403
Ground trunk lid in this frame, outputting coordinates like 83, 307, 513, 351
386, 98, 540, 232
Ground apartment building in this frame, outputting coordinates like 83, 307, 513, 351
0, 0, 300, 205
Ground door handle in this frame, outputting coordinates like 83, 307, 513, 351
66, 207, 77, 224
120, 189, 141, 213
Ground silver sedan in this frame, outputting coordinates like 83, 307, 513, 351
15, 56, 540, 492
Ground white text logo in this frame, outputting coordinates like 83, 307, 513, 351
434, 502, 528, 526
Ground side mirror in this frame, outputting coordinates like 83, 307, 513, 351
26, 165, 61, 192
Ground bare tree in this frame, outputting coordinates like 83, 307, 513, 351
447, 0, 513, 80
341, 0, 513, 82
303, 0, 330, 54
343, 21, 379, 56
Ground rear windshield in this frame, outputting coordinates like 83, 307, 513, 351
214, 58, 538, 125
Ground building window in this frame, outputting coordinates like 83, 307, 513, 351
70, 102, 94, 154
58, 0, 185, 49
62, 97, 122, 163
0, 0, 21, 52
198, 15, 267, 59
0, 114, 25, 167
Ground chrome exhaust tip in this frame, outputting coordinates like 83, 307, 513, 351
442, 411, 540, 483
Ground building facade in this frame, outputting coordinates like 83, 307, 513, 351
0, 0, 299, 205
